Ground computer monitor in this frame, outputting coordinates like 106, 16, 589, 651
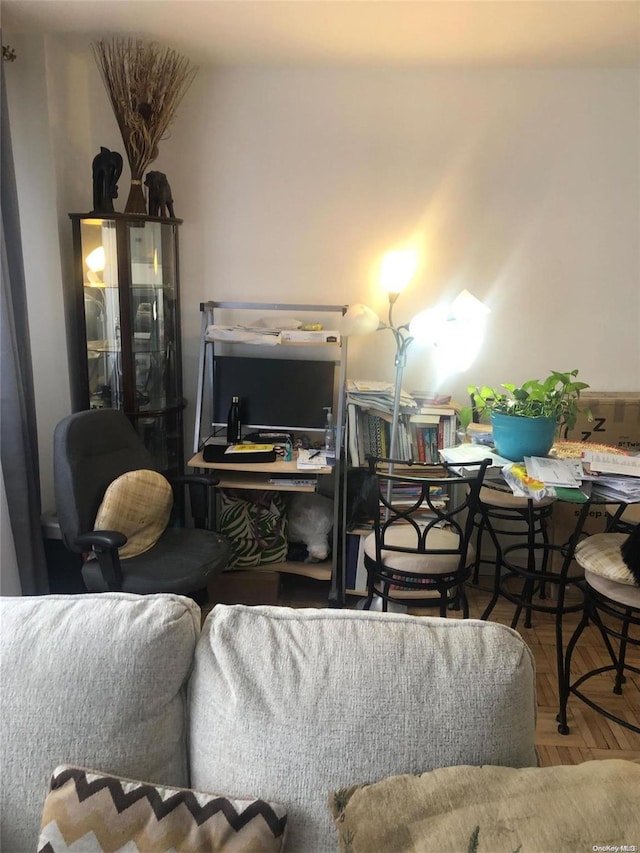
212, 355, 337, 433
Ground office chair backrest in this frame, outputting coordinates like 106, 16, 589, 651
54, 409, 157, 553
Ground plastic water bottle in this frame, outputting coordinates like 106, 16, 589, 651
323, 407, 335, 453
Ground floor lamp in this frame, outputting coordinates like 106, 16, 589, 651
341, 250, 490, 463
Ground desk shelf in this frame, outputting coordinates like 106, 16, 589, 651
188, 452, 334, 582
188, 452, 329, 492
190, 304, 348, 603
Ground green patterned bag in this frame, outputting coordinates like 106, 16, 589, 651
218, 489, 288, 568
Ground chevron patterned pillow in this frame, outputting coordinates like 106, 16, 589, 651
37, 766, 288, 852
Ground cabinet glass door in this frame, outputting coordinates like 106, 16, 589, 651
128, 220, 179, 413
80, 218, 121, 409
72, 213, 184, 477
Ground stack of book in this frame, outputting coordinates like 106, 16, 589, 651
345, 380, 459, 467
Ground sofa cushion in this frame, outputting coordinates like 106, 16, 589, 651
37, 765, 287, 852
0, 593, 200, 853
188, 605, 537, 853
94, 469, 173, 559
329, 759, 640, 852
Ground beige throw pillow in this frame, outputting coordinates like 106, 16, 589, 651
38, 765, 288, 853
330, 760, 640, 853
94, 469, 172, 559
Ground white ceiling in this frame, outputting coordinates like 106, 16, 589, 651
3, 0, 640, 68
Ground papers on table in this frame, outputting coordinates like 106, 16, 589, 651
524, 456, 584, 488
581, 451, 640, 500
297, 449, 333, 469
439, 444, 511, 478
582, 450, 640, 478
441, 444, 640, 504
590, 476, 640, 501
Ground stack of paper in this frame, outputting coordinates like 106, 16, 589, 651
582, 451, 640, 477
591, 476, 640, 501
581, 451, 640, 501
297, 449, 333, 470
205, 325, 282, 345
524, 456, 583, 488
439, 444, 510, 479
345, 379, 416, 415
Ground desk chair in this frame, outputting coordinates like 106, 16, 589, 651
362, 457, 490, 616
54, 409, 230, 595
559, 531, 640, 735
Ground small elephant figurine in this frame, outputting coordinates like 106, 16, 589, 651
144, 171, 175, 218
92, 147, 123, 214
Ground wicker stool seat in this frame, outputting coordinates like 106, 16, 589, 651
558, 532, 640, 735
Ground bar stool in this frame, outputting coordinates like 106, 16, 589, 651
472, 484, 556, 628
558, 531, 640, 735
478, 487, 557, 628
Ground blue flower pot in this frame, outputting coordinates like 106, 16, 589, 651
491, 412, 557, 462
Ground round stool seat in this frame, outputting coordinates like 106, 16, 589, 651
574, 533, 638, 587
364, 527, 474, 575
584, 569, 640, 608
559, 528, 640, 736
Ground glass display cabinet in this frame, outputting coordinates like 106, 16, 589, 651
67, 213, 185, 476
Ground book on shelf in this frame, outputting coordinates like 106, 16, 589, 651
346, 379, 415, 414
346, 393, 459, 468
409, 413, 441, 425
414, 403, 459, 417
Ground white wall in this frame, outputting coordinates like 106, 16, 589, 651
167, 68, 640, 415
5, 41, 640, 508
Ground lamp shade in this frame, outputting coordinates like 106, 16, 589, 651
340, 304, 381, 336
449, 289, 491, 322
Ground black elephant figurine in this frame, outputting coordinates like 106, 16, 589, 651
144, 171, 175, 218
92, 147, 123, 214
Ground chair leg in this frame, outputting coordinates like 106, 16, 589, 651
538, 516, 551, 600
523, 501, 538, 629
480, 518, 503, 621
472, 512, 485, 585
557, 599, 590, 735
363, 569, 375, 610
613, 609, 632, 695
461, 589, 469, 619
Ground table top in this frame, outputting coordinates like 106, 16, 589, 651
188, 450, 332, 476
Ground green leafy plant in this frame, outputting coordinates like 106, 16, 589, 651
465, 369, 591, 433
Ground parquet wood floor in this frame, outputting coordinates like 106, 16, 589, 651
271, 573, 640, 765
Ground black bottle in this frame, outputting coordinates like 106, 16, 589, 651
226, 395, 241, 444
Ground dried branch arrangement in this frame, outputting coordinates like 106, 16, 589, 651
92, 38, 198, 213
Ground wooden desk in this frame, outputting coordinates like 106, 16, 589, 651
187, 450, 334, 583
188, 451, 332, 492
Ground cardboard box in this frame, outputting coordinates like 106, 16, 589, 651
549, 500, 640, 571
207, 569, 281, 605
564, 392, 640, 453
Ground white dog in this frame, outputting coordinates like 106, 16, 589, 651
286, 493, 334, 562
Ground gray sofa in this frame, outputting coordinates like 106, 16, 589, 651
1, 593, 538, 852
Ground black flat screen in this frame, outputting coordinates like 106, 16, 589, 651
212, 355, 336, 432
